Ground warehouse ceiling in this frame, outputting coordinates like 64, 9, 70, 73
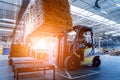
0, 0, 21, 41
69, 0, 120, 41
0, 0, 120, 42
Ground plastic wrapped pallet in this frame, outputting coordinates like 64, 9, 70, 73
27, 0, 72, 36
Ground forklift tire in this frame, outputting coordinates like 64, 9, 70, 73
64, 55, 80, 71
92, 56, 101, 67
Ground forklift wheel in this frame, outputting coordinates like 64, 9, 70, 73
64, 55, 80, 71
92, 56, 101, 67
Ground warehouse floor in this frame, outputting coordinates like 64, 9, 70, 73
0, 55, 120, 80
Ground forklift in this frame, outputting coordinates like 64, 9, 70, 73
57, 25, 101, 71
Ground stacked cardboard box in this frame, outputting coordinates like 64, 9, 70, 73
27, 0, 72, 36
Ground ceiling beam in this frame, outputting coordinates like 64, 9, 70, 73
0, 0, 21, 7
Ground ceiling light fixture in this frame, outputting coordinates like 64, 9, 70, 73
93, 0, 101, 10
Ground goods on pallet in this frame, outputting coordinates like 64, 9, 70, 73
24, 0, 72, 37
110, 49, 120, 56
9, 44, 29, 57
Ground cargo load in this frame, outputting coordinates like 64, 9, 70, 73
24, 0, 72, 36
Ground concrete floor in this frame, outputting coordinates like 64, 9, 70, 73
0, 55, 120, 80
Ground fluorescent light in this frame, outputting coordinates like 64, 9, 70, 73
116, 4, 120, 7
105, 31, 117, 35
115, 24, 120, 26
101, 10, 108, 14
112, 33, 120, 36
91, 14, 105, 21
0, 29, 13, 32
106, 21, 116, 24
70, 5, 83, 13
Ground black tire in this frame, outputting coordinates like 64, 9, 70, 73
64, 55, 80, 71
92, 57, 101, 67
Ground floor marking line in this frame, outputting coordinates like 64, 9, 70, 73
71, 70, 99, 79
64, 69, 72, 79
86, 69, 99, 73
56, 69, 99, 80
56, 72, 70, 79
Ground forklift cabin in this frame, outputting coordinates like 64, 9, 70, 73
57, 25, 101, 71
